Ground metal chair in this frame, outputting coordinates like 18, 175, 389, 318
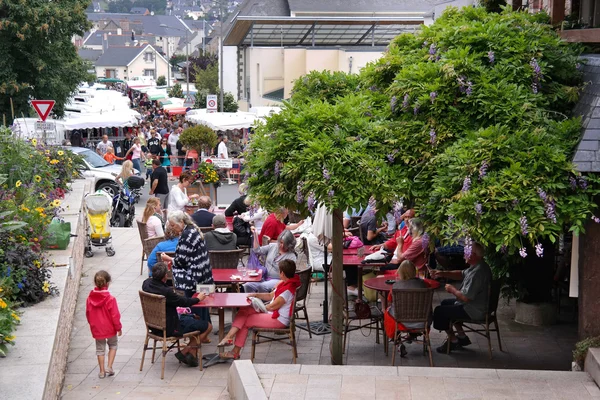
294, 267, 313, 338
138, 291, 203, 379
342, 279, 383, 354
448, 280, 503, 359
389, 288, 435, 367
136, 220, 149, 275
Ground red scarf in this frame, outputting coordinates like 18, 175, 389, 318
272, 274, 301, 320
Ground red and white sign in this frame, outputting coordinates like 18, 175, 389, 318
31, 100, 55, 122
206, 94, 217, 113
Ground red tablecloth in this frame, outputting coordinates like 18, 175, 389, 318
342, 254, 386, 267
212, 269, 262, 283
342, 246, 373, 255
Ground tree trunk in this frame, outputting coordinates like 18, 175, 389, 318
331, 208, 344, 365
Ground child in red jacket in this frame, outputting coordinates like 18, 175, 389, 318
86, 270, 122, 378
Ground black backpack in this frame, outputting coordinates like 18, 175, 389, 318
233, 217, 251, 238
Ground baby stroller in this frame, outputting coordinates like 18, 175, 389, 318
84, 191, 116, 257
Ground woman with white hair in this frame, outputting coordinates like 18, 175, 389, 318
160, 211, 213, 297
243, 230, 297, 293
393, 218, 428, 276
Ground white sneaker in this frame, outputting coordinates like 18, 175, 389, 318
227, 179, 236, 185
347, 287, 359, 297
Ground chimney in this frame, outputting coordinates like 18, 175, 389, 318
117, 27, 122, 35
103, 33, 108, 53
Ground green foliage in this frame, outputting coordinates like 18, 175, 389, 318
0, 0, 92, 124
194, 89, 239, 112
168, 83, 184, 98
195, 62, 219, 94
179, 124, 218, 154
480, 0, 508, 13
245, 7, 596, 296
574, 336, 600, 365
156, 75, 167, 86
0, 283, 20, 357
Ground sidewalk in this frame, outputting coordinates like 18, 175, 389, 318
61, 228, 580, 399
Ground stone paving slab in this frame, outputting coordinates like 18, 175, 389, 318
60, 213, 581, 399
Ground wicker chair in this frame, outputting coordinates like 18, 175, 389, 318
208, 249, 246, 269
136, 220, 149, 275
143, 236, 164, 275
156, 251, 176, 283
138, 291, 203, 379
251, 301, 299, 364
293, 267, 313, 338
448, 280, 503, 359
389, 288, 435, 367
342, 279, 384, 354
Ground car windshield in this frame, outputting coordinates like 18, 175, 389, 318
79, 149, 110, 168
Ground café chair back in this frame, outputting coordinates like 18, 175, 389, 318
143, 236, 164, 272
208, 249, 245, 269
251, 301, 299, 364
294, 267, 313, 338
448, 280, 503, 359
138, 291, 203, 379
136, 220, 149, 275
390, 287, 435, 367
342, 279, 383, 354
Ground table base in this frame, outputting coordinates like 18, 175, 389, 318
213, 322, 232, 335
296, 321, 331, 335
202, 352, 232, 368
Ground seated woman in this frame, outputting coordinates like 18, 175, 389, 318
385, 218, 427, 276
218, 260, 301, 359
142, 197, 165, 238
384, 260, 430, 357
243, 230, 297, 293
258, 207, 304, 245
147, 225, 180, 277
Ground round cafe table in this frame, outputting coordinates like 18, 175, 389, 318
364, 276, 395, 354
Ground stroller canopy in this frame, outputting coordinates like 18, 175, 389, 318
85, 192, 112, 215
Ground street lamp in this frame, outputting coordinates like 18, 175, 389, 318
160, 23, 190, 96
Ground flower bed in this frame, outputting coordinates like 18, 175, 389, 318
0, 127, 83, 356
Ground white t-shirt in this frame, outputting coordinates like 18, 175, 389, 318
218, 141, 228, 159
146, 215, 164, 238
96, 141, 113, 155
273, 290, 294, 326
168, 185, 188, 214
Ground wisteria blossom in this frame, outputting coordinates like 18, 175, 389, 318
429, 129, 437, 146
296, 181, 304, 204
464, 236, 473, 261
475, 203, 483, 216
390, 96, 397, 113
487, 50, 495, 64
430, 91, 437, 104
535, 243, 544, 257
328, 189, 335, 198
322, 167, 331, 181
519, 247, 527, 258
422, 233, 430, 250
479, 160, 489, 179
274, 160, 282, 177
592, 215, 600, 223
520, 215, 528, 236
461, 176, 471, 193
307, 192, 316, 213
402, 94, 409, 109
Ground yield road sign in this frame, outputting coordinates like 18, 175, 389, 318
31, 100, 55, 122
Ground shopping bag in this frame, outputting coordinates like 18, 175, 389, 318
247, 249, 269, 281
45, 219, 72, 250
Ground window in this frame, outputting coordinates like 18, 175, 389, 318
105, 69, 116, 78
144, 69, 155, 78
144, 52, 155, 63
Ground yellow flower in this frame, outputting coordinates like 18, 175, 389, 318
51, 199, 61, 207
0, 287, 3, 293
40, 193, 46, 199
33, 260, 41, 269
34, 175, 42, 183
11, 313, 19, 321
40, 213, 47, 218
0, 299, 6, 309
50, 159, 59, 165
20, 205, 30, 213
15, 180, 22, 188
45, 150, 50, 155
42, 281, 50, 293
31, 139, 37, 146
4, 335, 15, 342
57, 151, 64, 156
35, 207, 44, 213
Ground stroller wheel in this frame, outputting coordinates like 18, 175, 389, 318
85, 250, 94, 258
106, 248, 115, 257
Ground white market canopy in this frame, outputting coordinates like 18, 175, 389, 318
62, 111, 139, 130
185, 111, 263, 131
249, 106, 281, 118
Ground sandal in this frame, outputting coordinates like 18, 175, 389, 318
98, 372, 106, 379
202, 338, 212, 344
106, 368, 115, 376
217, 338, 234, 347
219, 351, 240, 360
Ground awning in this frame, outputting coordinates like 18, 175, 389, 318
62, 112, 139, 130
159, 99, 172, 105
165, 107, 188, 115
149, 93, 167, 101
98, 78, 124, 83
186, 112, 262, 131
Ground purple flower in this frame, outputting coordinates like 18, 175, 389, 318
430, 92, 437, 104
570, 176, 577, 189
243, 172, 250, 181
422, 41, 428, 48
475, 203, 482, 215
393, 201, 403, 223
369, 85, 378, 92
390, 96, 397, 113
535, 243, 544, 257
537, 187, 547, 202
466, 82, 473, 96
307, 192, 316, 213
519, 247, 527, 258
422, 233, 430, 250
402, 94, 409, 109
512, 199, 519, 207
328, 189, 335, 198
263, 170, 269, 177
461, 176, 471, 193
464, 236, 473, 261
545, 200, 557, 223
248, 203, 258, 218
274, 160, 282, 177
530, 58, 542, 75
322, 168, 331, 181
579, 176, 588, 190
500, 244, 507, 254
520, 215, 528, 236
428, 43, 437, 55
488, 51, 495, 64
413, 105, 420, 115
592, 216, 600, 223
386, 154, 395, 163
368, 196, 377, 213
479, 161, 489, 179
296, 181, 304, 204
447, 215, 455, 223
429, 129, 436, 146
532, 82, 538, 94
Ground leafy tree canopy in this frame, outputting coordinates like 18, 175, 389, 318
195, 62, 219, 94
0, 0, 92, 123
156, 75, 167, 86
244, 7, 598, 261
168, 82, 183, 98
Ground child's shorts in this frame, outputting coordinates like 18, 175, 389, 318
95, 335, 118, 356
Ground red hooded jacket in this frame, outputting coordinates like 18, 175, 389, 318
86, 287, 122, 339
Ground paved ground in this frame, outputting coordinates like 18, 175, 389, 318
59, 184, 582, 399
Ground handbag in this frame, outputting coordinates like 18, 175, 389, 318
45, 219, 72, 250
247, 249, 269, 281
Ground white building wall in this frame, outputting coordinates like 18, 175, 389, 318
221, 45, 239, 100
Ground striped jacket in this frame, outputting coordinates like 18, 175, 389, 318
172, 226, 213, 291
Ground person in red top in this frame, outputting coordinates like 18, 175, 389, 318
258, 207, 304, 245
103, 147, 125, 164
370, 209, 415, 253
86, 270, 122, 379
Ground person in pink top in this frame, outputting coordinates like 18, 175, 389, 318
86, 271, 122, 378
125, 137, 144, 173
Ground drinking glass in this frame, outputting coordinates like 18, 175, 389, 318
241, 264, 247, 277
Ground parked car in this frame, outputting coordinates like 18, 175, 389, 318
67, 147, 139, 197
